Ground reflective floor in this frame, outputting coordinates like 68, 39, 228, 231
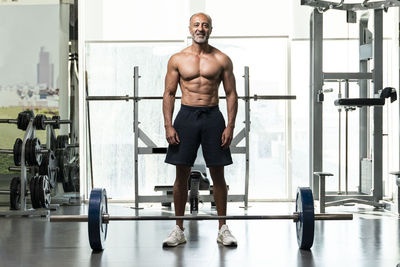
0, 202, 399, 267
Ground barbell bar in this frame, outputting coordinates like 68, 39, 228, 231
50, 213, 352, 223
50, 187, 353, 251
0, 148, 50, 154
0, 118, 71, 125
0, 113, 70, 131
39, 119, 71, 124
0, 138, 48, 166
8, 167, 32, 172
86, 95, 296, 101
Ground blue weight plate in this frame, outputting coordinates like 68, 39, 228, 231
296, 187, 314, 250
88, 188, 108, 251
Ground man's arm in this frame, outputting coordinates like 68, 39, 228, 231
221, 55, 238, 148
163, 55, 180, 144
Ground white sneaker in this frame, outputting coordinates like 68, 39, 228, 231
162, 225, 186, 247
217, 225, 238, 246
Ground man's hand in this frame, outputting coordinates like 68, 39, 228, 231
221, 126, 234, 149
165, 126, 180, 145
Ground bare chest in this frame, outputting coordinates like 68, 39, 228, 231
178, 56, 222, 81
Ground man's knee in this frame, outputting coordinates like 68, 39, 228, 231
209, 166, 224, 175
209, 166, 226, 184
175, 165, 191, 183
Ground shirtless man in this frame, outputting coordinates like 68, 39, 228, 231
162, 12, 238, 247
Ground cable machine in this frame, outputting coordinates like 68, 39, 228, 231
302, 0, 399, 212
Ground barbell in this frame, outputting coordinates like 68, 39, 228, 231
50, 187, 353, 251
0, 111, 70, 130
0, 138, 48, 166
85, 95, 296, 101
0, 135, 76, 167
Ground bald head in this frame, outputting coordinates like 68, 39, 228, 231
189, 12, 212, 27
188, 12, 213, 45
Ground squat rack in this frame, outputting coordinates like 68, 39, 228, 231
86, 66, 296, 208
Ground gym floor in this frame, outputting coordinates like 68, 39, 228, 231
0, 202, 399, 267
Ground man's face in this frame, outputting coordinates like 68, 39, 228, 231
189, 15, 212, 44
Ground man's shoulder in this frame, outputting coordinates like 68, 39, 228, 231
169, 48, 191, 61
168, 51, 186, 67
210, 46, 232, 66
209, 45, 223, 55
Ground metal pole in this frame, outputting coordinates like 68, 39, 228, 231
309, 10, 324, 200
85, 71, 94, 189
49, 213, 353, 223
20, 121, 34, 211
0, 150, 14, 154
0, 119, 17, 123
373, 9, 383, 202
244, 66, 250, 209
86, 96, 131, 101
345, 80, 349, 195
319, 175, 326, 213
43, 119, 72, 124
106, 215, 298, 221
0, 149, 49, 154
8, 167, 32, 172
46, 123, 51, 152
85, 95, 296, 101
338, 81, 342, 194
359, 15, 370, 194
286, 37, 293, 199
133, 66, 140, 208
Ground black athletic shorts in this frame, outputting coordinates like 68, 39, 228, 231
165, 104, 233, 167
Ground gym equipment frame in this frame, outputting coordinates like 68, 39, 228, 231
85, 66, 296, 208
303, 0, 400, 212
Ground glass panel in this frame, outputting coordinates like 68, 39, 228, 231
86, 36, 395, 201
291, 40, 310, 198
86, 42, 184, 200
188, 37, 288, 199
86, 38, 288, 200
0, 4, 60, 176
88, 101, 134, 198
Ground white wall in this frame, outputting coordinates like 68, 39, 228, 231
84, 0, 292, 40
83, 0, 398, 40
85, 0, 187, 41
204, 0, 291, 36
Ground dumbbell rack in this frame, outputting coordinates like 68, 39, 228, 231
0, 111, 78, 215
0, 119, 49, 216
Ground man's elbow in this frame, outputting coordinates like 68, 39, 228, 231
226, 90, 238, 100
164, 89, 176, 98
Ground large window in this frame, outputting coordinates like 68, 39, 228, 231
290, 40, 310, 197
205, 37, 288, 199
0, 4, 60, 176
81, 0, 400, 204
86, 41, 185, 200
86, 36, 396, 201
85, 37, 289, 200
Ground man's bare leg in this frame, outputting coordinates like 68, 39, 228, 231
209, 166, 227, 229
174, 165, 191, 230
